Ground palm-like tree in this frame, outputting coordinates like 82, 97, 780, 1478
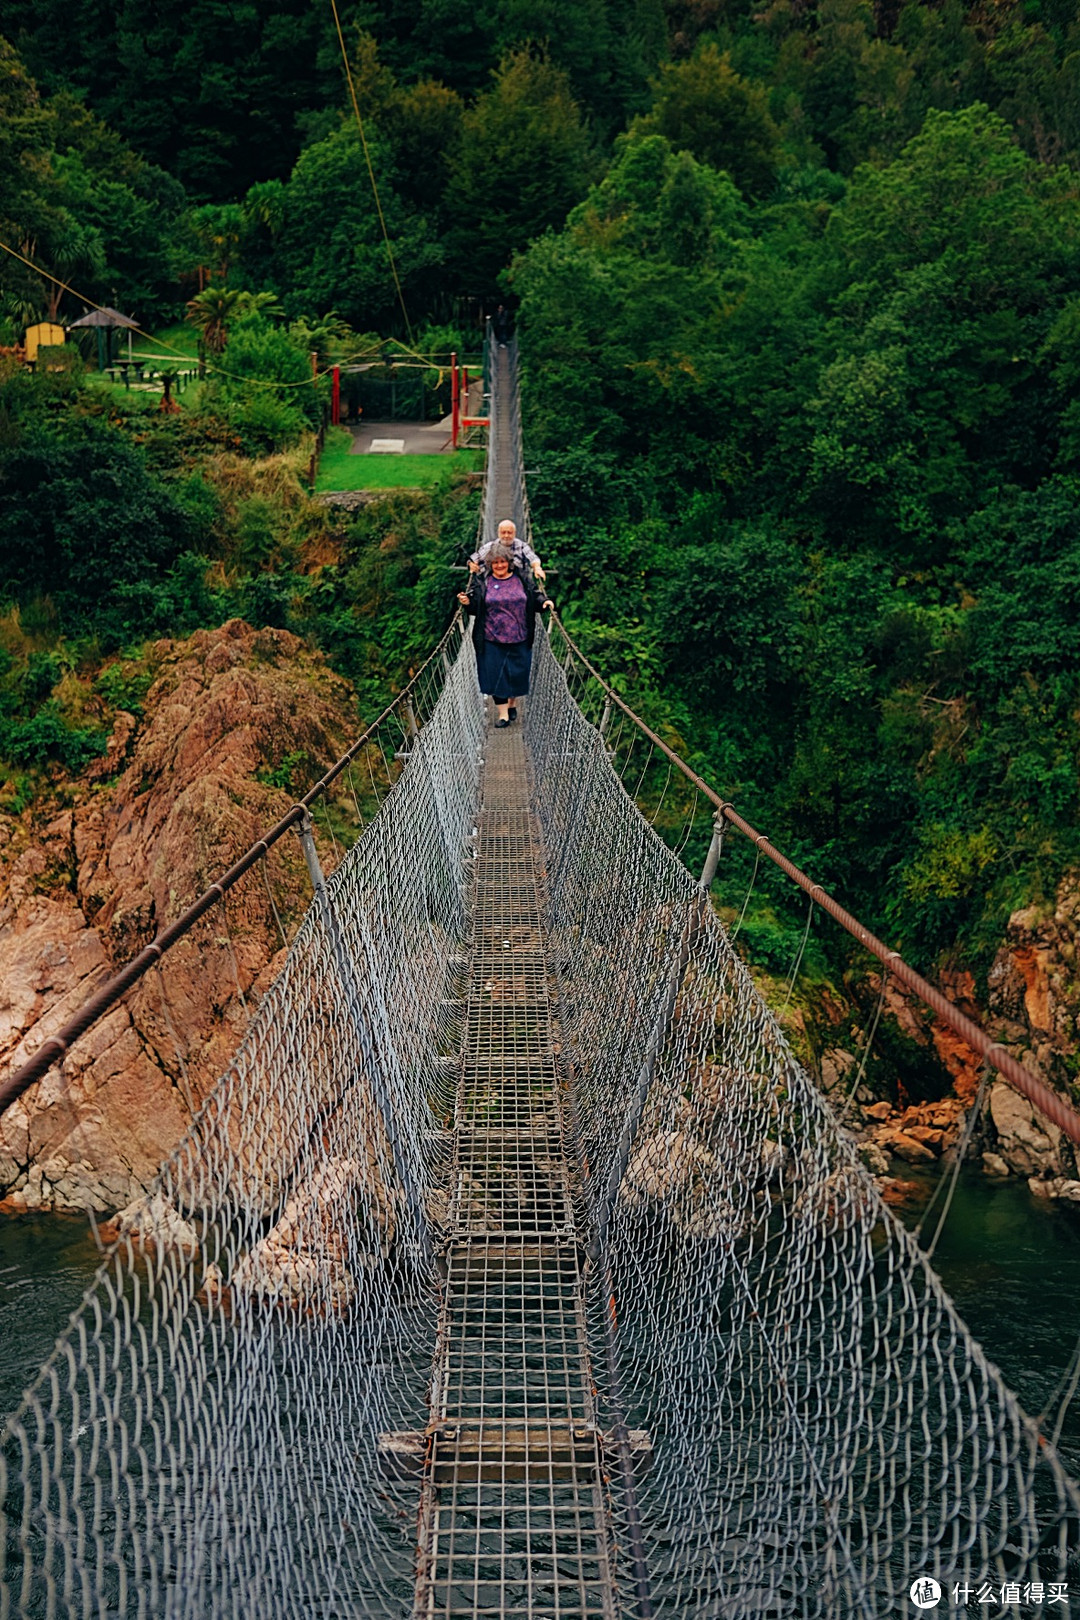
188, 203, 244, 283
41, 217, 105, 320
185, 284, 240, 354
288, 312, 354, 366
243, 181, 286, 239
235, 289, 284, 320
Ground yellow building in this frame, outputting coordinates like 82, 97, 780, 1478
24, 322, 66, 364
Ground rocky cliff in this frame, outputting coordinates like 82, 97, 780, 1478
820, 884, 1080, 1202
980, 886, 1080, 1196
0, 620, 357, 1214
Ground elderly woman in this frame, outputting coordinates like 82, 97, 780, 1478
457, 543, 554, 726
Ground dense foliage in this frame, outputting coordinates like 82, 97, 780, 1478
2, 0, 1080, 996
514, 107, 1080, 968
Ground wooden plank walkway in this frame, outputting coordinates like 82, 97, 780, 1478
414, 718, 619, 1618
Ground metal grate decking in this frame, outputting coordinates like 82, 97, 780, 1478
415, 719, 619, 1619
484, 341, 522, 539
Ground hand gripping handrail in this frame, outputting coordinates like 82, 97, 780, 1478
0, 616, 463, 1118
549, 611, 1080, 1151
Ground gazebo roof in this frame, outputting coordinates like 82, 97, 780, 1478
67, 306, 140, 330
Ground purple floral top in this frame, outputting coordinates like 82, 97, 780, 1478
484, 573, 528, 644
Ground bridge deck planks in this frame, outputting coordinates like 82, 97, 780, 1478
415, 720, 619, 1620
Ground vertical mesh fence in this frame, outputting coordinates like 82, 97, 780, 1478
525, 630, 1080, 1619
0, 633, 484, 1620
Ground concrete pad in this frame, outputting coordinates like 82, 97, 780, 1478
348, 419, 455, 455
369, 438, 405, 453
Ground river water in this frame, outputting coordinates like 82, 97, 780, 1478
2, 1172, 1079, 1478
897, 1168, 1080, 1482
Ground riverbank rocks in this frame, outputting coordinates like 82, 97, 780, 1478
879, 1177, 921, 1207
0, 1153, 135, 1214
856, 1097, 964, 1170
230, 1157, 373, 1314
622, 1130, 740, 1238
1028, 1176, 1080, 1203
820, 1047, 856, 1097
98, 1190, 200, 1256
0, 621, 356, 1215
849, 880, 1080, 1187
795, 1165, 874, 1231
875, 1128, 936, 1164
857, 1140, 890, 1177
986, 1081, 1061, 1179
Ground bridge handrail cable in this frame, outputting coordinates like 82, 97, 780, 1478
549, 609, 1080, 1152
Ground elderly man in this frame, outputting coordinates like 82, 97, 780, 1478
469, 518, 545, 581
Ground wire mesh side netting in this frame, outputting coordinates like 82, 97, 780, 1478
0, 631, 484, 1620
524, 629, 1080, 1620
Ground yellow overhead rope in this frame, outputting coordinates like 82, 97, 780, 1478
327, 0, 415, 347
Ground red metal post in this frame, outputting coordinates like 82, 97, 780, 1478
459, 364, 491, 428
331, 365, 341, 426
451, 351, 459, 449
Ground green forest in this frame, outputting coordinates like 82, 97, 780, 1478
2, 0, 1080, 1010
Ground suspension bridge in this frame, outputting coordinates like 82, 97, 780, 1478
1, 334, 1079, 1619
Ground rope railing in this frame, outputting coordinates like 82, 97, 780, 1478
547, 610, 1080, 1152
0, 614, 464, 1117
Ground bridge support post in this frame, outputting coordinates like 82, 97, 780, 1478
295, 812, 432, 1267
699, 808, 727, 889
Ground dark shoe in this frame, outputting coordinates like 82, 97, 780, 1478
494, 718, 510, 729
508, 705, 518, 721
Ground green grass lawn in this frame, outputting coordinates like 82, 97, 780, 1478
315, 427, 482, 492
129, 321, 199, 361
81, 318, 201, 407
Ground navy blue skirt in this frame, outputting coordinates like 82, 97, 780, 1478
477, 638, 532, 700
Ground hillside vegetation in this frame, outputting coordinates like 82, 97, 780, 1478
2, 0, 1079, 1005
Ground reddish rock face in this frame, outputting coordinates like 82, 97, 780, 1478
879, 1177, 921, 1207
875, 1127, 936, 1165
850, 884, 1080, 1191
0, 620, 359, 1213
